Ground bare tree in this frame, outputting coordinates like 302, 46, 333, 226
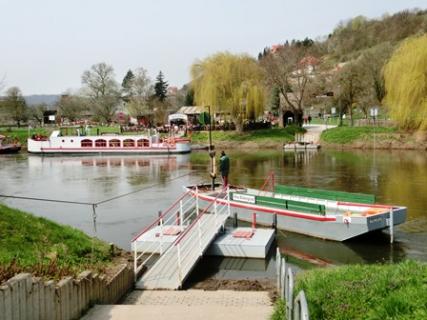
125, 68, 154, 119
333, 62, 365, 125
260, 45, 320, 126
57, 94, 89, 122
81, 62, 120, 123
4, 87, 28, 127
30, 104, 47, 126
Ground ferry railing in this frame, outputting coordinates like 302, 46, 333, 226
259, 171, 275, 194
174, 187, 231, 285
276, 248, 310, 320
132, 189, 200, 279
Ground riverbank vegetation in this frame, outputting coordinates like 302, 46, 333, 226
320, 126, 427, 149
272, 260, 427, 320
190, 126, 305, 147
0, 204, 112, 283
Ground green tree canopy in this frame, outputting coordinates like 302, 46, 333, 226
190, 52, 265, 131
154, 71, 168, 102
384, 35, 427, 130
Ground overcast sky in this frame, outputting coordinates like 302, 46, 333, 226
1, 0, 426, 95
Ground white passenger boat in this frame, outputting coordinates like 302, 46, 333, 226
186, 182, 407, 242
27, 130, 191, 155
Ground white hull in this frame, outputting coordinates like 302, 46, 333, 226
28, 131, 191, 155
187, 186, 407, 242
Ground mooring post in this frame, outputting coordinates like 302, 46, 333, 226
233, 212, 238, 228
252, 212, 256, 230
389, 207, 394, 244
276, 248, 281, 293
158, 211, 162, 226
273, 213, 277, 233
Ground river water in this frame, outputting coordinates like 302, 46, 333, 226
1, 149, 426, 275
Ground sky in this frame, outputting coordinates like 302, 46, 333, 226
0, 0, 426, 95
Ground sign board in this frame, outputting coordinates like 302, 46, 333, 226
232, 193, 256, 204
331, 107, 336, 115
370, 107, 378, 117
48, 115, 55, 121
168, 113, 188, 122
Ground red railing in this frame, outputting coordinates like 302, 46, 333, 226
131, 189, 193, 242
260, 171, 275, 192
174, 190, 227, 246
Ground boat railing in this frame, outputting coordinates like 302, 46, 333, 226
132, 188, 199, 278
173, 187, 231, 284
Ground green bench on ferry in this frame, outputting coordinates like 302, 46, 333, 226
274, 185, 375, 204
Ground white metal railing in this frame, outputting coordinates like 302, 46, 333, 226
276, 248, 310, 320
174, 187, 231, 286
132, 189, 199, 279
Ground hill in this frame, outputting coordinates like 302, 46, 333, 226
24, 94, 60, 107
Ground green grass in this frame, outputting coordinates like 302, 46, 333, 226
190, 126, 306, 144
0, 127, 50, 146
321, 126, 397, 144
0, 204, 111, 282
271, 261, 427, 320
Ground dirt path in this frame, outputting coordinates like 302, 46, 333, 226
302, 124, 336, 143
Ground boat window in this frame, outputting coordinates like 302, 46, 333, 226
81, 139, 93, 147
137, 139, 150, 147
123, 139, 135, 147
95, 139, 107, 147
109, 139, 121, 148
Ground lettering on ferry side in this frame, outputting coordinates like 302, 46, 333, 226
232, 193, 256, 204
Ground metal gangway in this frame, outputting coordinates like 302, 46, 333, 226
131, 187, 231, 289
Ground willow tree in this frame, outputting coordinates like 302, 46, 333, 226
191, 52, 265, 132
384, 35, 427, 130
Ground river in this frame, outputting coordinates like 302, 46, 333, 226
1, 149, 426, 276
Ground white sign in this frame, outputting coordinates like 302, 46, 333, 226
168, 113, 188, 122
48, 115, 55, 121
370, 107, 378, 117
232, 193, 256, 204
331, 107, 336, 115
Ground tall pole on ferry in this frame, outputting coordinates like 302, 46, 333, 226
207, 105, 216, 191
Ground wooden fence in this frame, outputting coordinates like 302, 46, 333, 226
0, 264, 134, 320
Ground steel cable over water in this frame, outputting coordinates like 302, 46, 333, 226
0, 171, 193, 262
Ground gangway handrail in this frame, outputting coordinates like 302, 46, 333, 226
131, 189, 193, 242
174, 189, 228, 246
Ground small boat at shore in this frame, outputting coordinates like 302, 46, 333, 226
27, 130, 191, 155
0, 135, 21, 154
186, 182, 406, 241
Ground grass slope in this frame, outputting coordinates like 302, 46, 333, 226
321, 126, 397, 144
272, 261, 427, 320
0, 204, 111, 282
190, 126, 305, 144
0, 127, 49, 146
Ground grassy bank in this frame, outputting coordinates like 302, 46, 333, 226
191, 126, 305, 147
321, 126, 427, 149
0, 204, 112, 283
272, 260, 427, 320
321, 126, 397, 144
0, 127, 50, 146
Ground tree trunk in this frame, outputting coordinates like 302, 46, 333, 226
278, 107, 284, 128
295, 109, 304, 127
